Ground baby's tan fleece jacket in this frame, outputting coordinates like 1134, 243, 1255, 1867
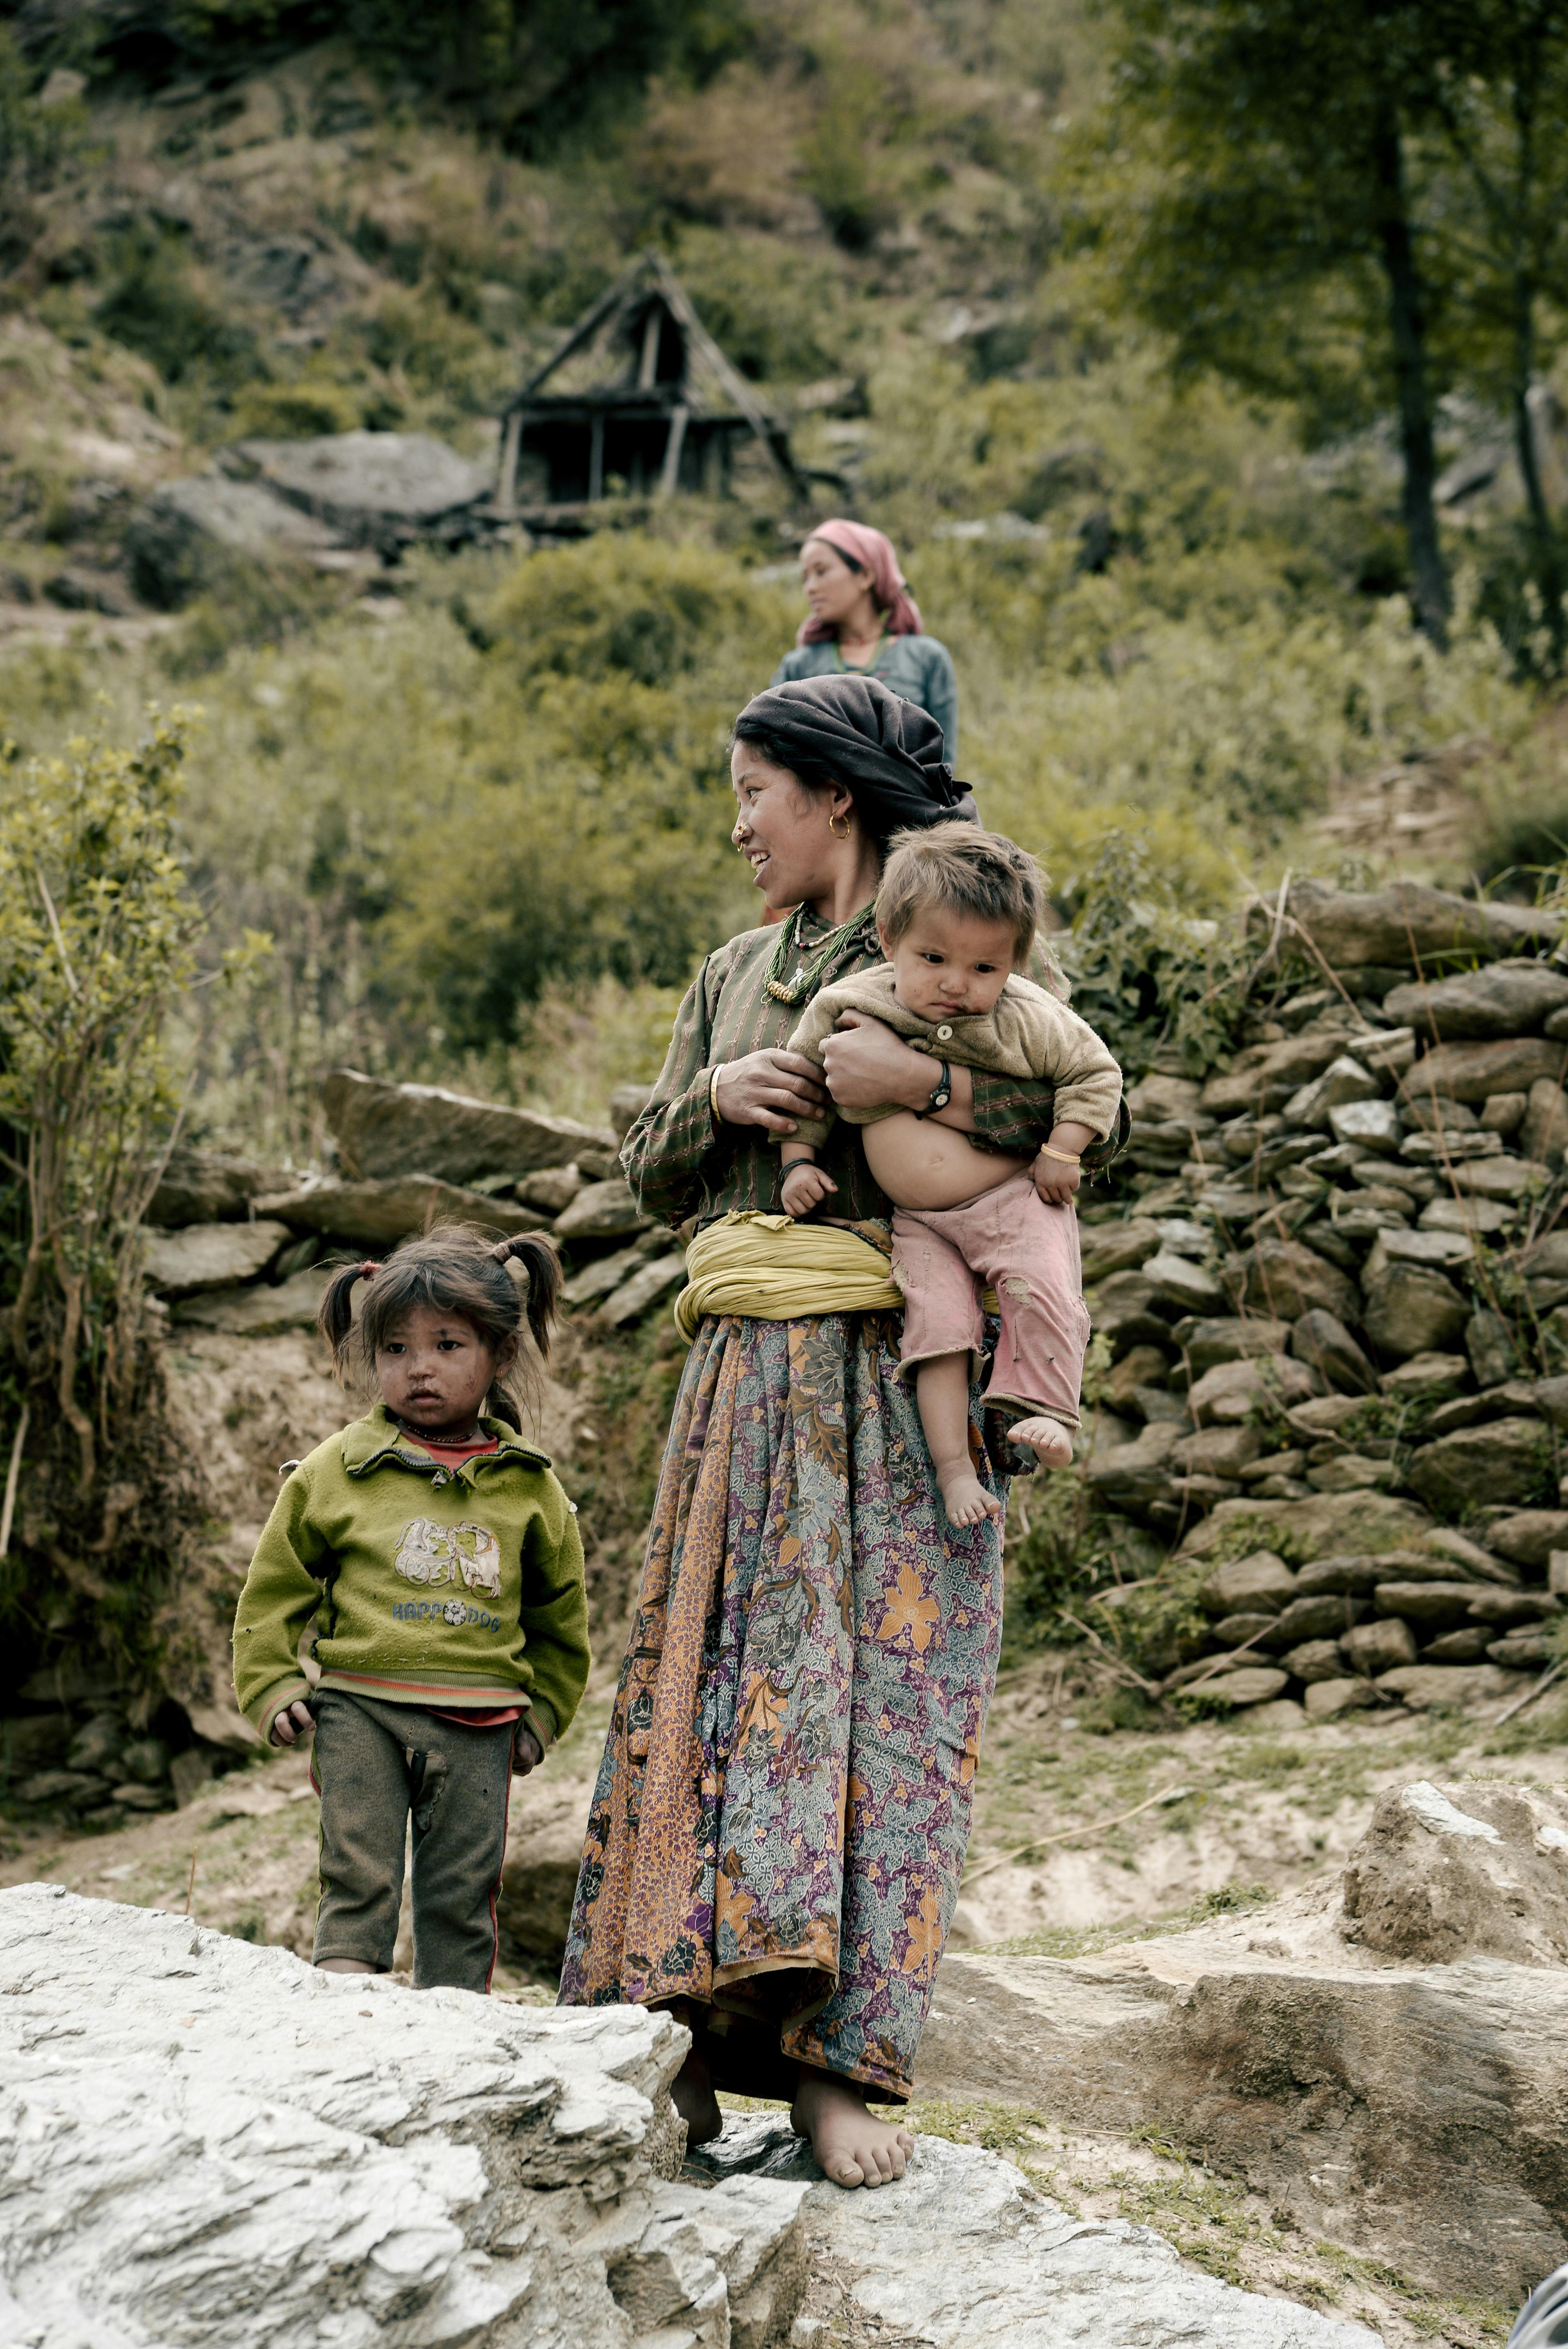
786, 964, 1124, 1153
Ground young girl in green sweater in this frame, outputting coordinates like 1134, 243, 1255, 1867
232, 1226, 590, 1994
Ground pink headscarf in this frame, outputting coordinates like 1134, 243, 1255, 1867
796, 519, 923, 645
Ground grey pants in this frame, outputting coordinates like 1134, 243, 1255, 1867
310, 1689, 513, 1993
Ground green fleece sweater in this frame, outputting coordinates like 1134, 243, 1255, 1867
232, 1405, 590, 1749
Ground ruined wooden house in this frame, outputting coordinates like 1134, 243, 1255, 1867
496, 256, 804, 519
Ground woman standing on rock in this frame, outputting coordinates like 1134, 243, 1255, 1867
558, 674, 1112, 2187
770, 520, 960, 763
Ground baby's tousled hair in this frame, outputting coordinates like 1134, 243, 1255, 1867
315, 1223, 563, 1433
878, 820, 1046, 966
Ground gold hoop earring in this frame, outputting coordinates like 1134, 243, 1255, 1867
829, 812, 850, 840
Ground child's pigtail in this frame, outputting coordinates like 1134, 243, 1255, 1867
316, 1258, 377, 1379
494, 1234, 562, 1362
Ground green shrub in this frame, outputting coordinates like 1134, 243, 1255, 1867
481, 532, 785, 686
93, 227, 261, 390
228, 381, 363, 438
1086, 1560, 1211, 1679
0, 713, 218, 1694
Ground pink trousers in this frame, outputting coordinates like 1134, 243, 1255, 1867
890, 1171, 1092, 1427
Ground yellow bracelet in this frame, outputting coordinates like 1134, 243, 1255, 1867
1038, 1144, 1082, 1165
709, 1064, 725, 1124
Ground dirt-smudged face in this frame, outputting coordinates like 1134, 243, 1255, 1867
879, 905, 1018, 1023
374, 1304, 508, 1437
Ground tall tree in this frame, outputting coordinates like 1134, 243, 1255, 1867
1418, 0, 1568, 660
1079, 0, 1455, 645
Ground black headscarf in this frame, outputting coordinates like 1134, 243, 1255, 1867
733, 675, 978, 841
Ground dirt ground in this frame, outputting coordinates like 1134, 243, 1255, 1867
3, 1654, 1556, 2348
4, 1312, 1558, 2344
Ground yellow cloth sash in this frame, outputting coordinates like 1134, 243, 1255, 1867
674, 1212, 903, 1340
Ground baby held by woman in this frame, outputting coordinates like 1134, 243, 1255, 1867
780, 822, 1123, 1527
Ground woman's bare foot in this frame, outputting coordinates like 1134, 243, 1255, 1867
791, 2067, 914, 2189
670, 2035, 723, 2148
935, 1461, 1003, 1527
1005, 1416, 1073, 1470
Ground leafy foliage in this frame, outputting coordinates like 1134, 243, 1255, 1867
0, 714, 225, 1695
1053, 832, 1252, 1081
0, 716, 201, 1476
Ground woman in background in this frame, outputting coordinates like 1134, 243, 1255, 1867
771, 520, 959, 764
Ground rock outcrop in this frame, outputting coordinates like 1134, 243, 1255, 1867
917, 1775, 1568, 2299
698, 2117, 1377, 2349
0, 1882, 809, 2349
321, 1065, 617, 1185
225, 431, 494, 551
0, 1884, 1379, 2349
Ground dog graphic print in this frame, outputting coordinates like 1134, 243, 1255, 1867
392, 1517, 504, 1600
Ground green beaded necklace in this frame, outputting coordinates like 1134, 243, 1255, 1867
764, 899, 879, 1006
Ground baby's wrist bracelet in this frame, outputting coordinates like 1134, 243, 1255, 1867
1038, 1145, 1082, 1165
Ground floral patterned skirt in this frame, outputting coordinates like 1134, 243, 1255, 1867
556, 1310, 1005, 2103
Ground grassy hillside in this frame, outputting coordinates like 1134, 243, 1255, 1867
0, 0, 1563, 1151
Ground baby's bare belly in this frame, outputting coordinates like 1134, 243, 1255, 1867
862, 1111, 1033, 1212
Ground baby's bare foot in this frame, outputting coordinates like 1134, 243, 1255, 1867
792, 2068, 914, 2189
936, 1462, 1003, 1527
1006, 1415, 1073, 1470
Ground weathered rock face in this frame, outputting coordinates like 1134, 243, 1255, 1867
1384, 959, 1568, 1041
0, 1886, 1376, 2349
173, 1265, 332, 1335
1177, 1491, 1432, 1564
229, 431, 493, 548
255, 1175, 551, 1248
553, 1178, 653, 1243
1179, 1314, 1293, 1372
918, 1780, 1568, 2300
0, 1882, 814, 2349
696, 2118, 1376, 2349
1228, 1239, 1360, 1325
140, 1218, 291, 1297
1404, 1034, 1568, 1103
1342, 1778, 1568, 1965
1403, 1416, 1557, 1513
1359, 1255, 1468, 1359
1080, 1217, 1163, 1283
125, 474, 347, 608
1270, 876, 1557, 967
322, 1066, 615, 1184
1197, 1551, 1297, 1616
147, 1146, 285, 1226
1187, 1354, 1321, 1424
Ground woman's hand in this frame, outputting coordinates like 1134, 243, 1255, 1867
819, 1012, 950, 1115
712, 1050, 827, 1136
269, 1699, 314, 1747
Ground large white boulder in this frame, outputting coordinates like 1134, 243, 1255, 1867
0, 1884, 809, 2348
697, 2117, 1382, 2349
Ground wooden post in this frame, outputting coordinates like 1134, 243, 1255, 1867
589, 412, 604, 501
657, 405, 689, 499
497, 410, 522, 514
639, 305, 661, 390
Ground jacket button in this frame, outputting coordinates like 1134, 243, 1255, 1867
936, 1024, 953, 1040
